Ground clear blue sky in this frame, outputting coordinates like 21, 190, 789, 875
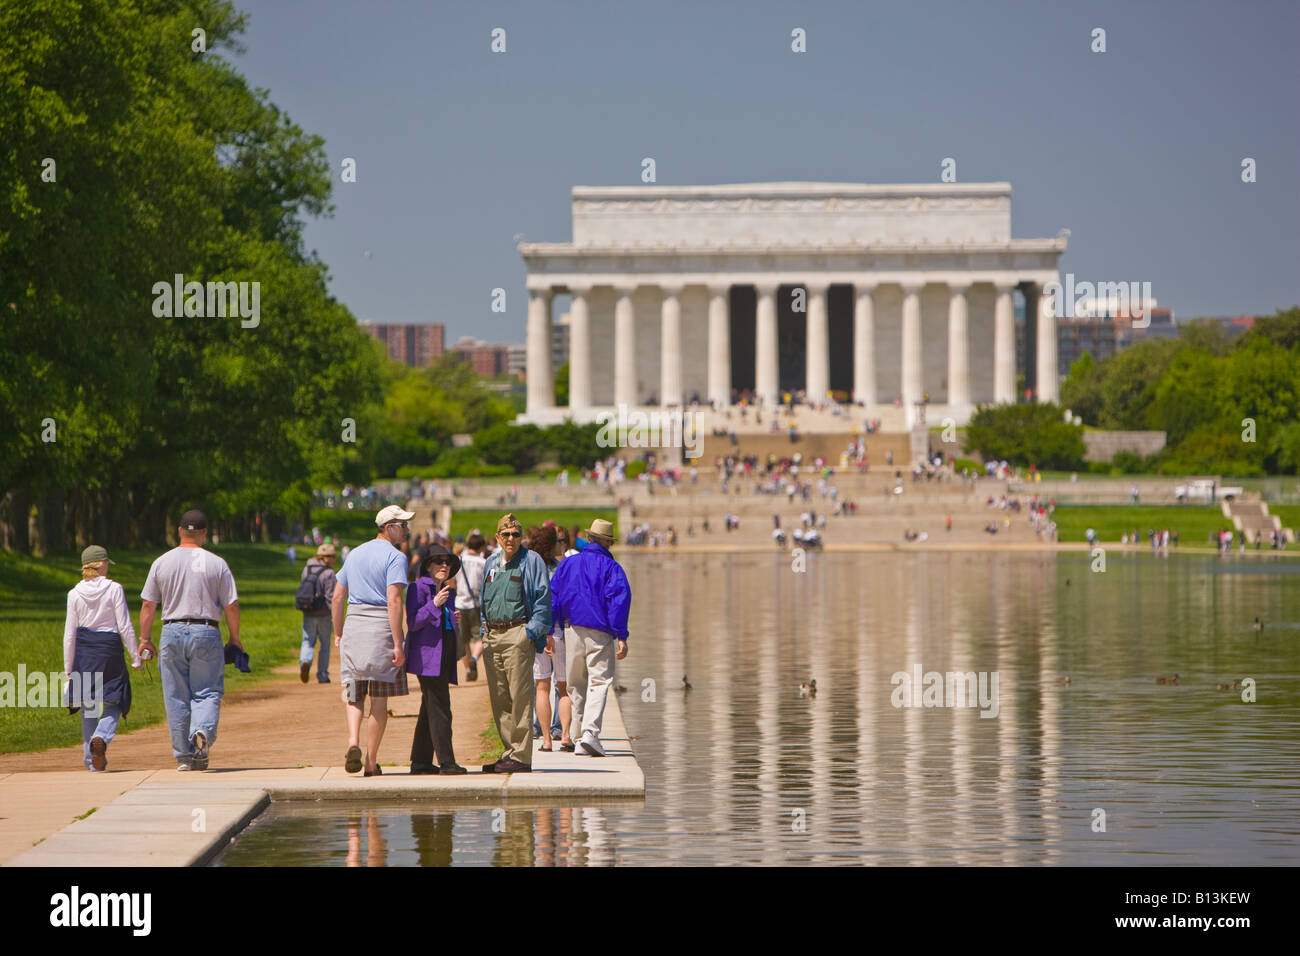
230, 0, 1299, 342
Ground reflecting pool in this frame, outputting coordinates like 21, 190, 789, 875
216, 550, 1300, 866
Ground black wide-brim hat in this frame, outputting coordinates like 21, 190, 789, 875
421, 543, 461, 579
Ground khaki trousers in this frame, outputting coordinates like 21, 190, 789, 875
482, 625, 536, 766
566, 625, 616, 742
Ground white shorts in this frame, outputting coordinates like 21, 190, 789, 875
533, 629, 566, 683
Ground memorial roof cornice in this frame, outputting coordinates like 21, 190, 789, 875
519, 237, 1067, 257
570, 181, 1013, 200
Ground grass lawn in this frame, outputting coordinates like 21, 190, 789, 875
308, 509, 395, 545
477, 718, 504, 765
0, 544, 311, 755
1050, 505, 1241, 548
1269, 505, 1300, 531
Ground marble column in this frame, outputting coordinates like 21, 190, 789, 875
567, 284, 592, 411
1033, 282, 1059, 403
526, 288, 554, 415
900, 283, 923, 423
947, 282, 971, 417
707, 284, 731, 407
805, 283, 829, 403
659, 285, 683, 407
614, 285, 637, 409
754, 283, 779, 407
994, 284, 1016, 404
853, 285, 876, 405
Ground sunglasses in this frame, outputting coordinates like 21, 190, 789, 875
428, 557, 452, 566
498, 531, 521, 539
386, 521, 409, 530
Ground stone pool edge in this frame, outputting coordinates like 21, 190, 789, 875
5, 692, 643, 867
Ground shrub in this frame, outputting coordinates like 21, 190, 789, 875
964, 403, 1087, 470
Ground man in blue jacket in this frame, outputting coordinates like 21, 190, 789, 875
477, 513, 552, 773
551, 518, 630, 756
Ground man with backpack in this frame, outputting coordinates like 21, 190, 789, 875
297, 543, 338, 683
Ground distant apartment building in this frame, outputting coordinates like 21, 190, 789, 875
359, 321, 445, 367
1013, 301, 1177, 387
508, 344, 527, 378
448, 336, 512, 377
552, 312, 570, 372
1206, 315, 1255, 338
1056, 319, 1121, 371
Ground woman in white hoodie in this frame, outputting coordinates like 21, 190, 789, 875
63, 545, 143, 771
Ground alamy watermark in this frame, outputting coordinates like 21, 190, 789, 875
890, 664, 999, 718
151, 273, 260, 328
0, 666, 103, 711
1042, 273, 1154, 328
49, 886, 151, 936
595, 405, 703, 459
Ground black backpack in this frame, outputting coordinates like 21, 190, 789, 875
295, 564, 328, 612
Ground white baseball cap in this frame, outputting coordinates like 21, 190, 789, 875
375, 505, 416, 527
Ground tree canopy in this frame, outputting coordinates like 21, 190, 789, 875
1, 0, 382, 549
1059, 309, 1300, 475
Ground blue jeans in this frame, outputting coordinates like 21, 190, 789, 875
159, 623, 224, 762
300, 615, 332, 681
82, 700, 121, 770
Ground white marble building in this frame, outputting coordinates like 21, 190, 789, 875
519, 182, 1066, 427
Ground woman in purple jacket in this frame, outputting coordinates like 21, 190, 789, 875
406, 545, 466, 774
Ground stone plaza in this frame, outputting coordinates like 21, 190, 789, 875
519, 181, 1068, 428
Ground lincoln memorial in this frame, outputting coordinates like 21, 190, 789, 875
519, 182, 1066, 428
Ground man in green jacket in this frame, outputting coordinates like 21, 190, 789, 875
478, 513, 552, 773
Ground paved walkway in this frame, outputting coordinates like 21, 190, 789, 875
2, 655, 644, 866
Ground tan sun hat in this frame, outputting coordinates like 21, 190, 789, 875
587, 519, 615, 543
375, 504, 415, 527
316, 543, 337, 558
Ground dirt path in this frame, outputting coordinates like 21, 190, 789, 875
0, 656, 494, 774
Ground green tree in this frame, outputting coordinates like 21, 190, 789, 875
554, 362, 569, 407
964, 403, 1087, 469
1060, 351, 1104, 425
0, 0, 384, 549
474, 422, 544, 472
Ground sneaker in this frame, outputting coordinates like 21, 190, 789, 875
579, 733, 606, 757
177, 762, 192, 771
191, 731, 210, 771
300, 661, 311, 683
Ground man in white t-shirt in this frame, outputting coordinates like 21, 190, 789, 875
455, 533, 487, 680
139, 509, 240, 771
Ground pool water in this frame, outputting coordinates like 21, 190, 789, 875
215, 550, 1300, 866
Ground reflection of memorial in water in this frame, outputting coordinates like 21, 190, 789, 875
654, 550, 1066, 862
756, 555, 781, 864
707, 559, 734, 847
659, 560, 686, 864
805, 552, 830, 863
213, 552, 1295, 867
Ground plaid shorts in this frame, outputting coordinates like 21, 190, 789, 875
345, 669, 410, 704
